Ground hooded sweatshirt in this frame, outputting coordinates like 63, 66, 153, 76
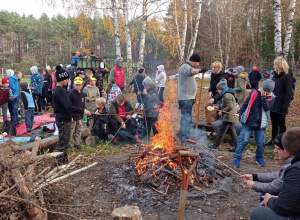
234, 72, 248, 104
83, 85, 100, 112
155, 65, 167, 88
6, 69, 19, 98
29, 66, 43, 94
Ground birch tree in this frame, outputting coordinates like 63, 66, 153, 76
282, 0, 296, 59
111, 0, 122, 58
216, 3, 223, 64
273, 0, 282, 57
138, 0, 148, 67
122, 0, 132, 60
225, 0, 233, 68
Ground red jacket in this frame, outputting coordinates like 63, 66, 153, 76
113, 66, 124, 88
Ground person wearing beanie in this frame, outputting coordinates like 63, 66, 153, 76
240, 132, 293, 203
6, 69, 20, 126
226, 68, 235, 89
20, 82, 35, 133
249, 64, 262, 89
155, 65, 167, 107
177, 54, 207, 142
0, 77, 13, 122
142, 76, 160, 138
128, 68, 146, 110
234, 77, 275, 168
250, 127, 300, 220
52, 65, 91, 165
109, 58, 125, 91
234, 65, 248, 104
208, 79, 239, 150
208, 61, 228, 105
29, 66, 43, 115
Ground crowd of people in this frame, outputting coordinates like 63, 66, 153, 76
177, 54, 299, 220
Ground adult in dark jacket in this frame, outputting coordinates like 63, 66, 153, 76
250, 128, 300, 220
41, 69, 52, 111
269, 58, 294, 144
226, 68, 235, 89
249, 65, 262, 89
208, 61, 228, 104
128, 68, 146, 110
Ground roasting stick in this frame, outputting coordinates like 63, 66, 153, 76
195, 72, 206, 131
186, 139, 242, 176
206, 106, 237, 116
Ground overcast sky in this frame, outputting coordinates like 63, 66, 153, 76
1, 0, 65, 18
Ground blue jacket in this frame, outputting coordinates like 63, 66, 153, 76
30, 72, 43, 94
71, 55, 80, 66
249, 70, 262, 88
9, 75, 19, 98
239, 89, 274, 129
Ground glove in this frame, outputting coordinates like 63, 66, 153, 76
199, 67, 208, 73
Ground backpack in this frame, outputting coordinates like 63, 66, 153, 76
2, 120, 16, 136
0, 89, 9, 105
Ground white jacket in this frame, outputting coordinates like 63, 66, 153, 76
155, 65, 166, 88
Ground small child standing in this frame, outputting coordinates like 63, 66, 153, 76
0, 78, 13, 122
234, 79, 275, 168
20, 82, 35, 133
234, 66, 248, 105
208, 79, 239, 150
69, 77, 85, 150
92, 98, 108, 142
142, 76, 160, 137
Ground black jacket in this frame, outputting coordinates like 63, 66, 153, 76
93, 106, 108, 123
209, 71, 227, 99
129, 74, 144, 93
249, 70, 262, 89
226, 73, 235, 89
68, 89, 85, 121
271, 72, 294, 115
53, 85, 84, 122
267, 153, 300, 217
142, 87, 160, 118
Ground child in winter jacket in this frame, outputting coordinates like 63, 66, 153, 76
142, 76, 160, 137
0, 78, 13, 122
92, 97, 108, 142
6, 69, 20, 126
29, 66, 43, 114
234, 66, 248, 105
234, 79, 275, 168
155, 65, 167, 107
240, 133, 293, 202
208, 79, 239, 150
20, 82, 35, 133
249, 65, 262, 89
69, 77, 85, 150
104, 77, 122, 109
83, 76, 100, 113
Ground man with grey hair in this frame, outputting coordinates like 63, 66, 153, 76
177, 54, 207, 142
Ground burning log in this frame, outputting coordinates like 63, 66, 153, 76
112, 205, 142, 220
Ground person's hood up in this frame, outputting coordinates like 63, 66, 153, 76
115, 58, 122, 68
6, 69, 14, 78
157, 65, 165, 73
239, 72, 248, 79
30, 66, 38, 75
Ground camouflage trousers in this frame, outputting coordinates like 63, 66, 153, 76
55, 121, 72, 152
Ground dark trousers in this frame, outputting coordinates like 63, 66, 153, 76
158, 87, 165, 107
55, 121, 72, 152
215, 121, 238, 147
25, 109, 34, 132
47, 91, 52, 104
178, 99, 195, 140
146, 117, 158, 137
41, 96, 48, 111
108, 118, 135, 135
8, 97, 19, 126
270, 112, 286, 141
32, 93, 42, 112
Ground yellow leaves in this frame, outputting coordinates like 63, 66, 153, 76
103, 15, 115, 36
74, 12, 93, 46
118, 16, 126, 44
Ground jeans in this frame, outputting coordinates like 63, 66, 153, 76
178, 99, 195, 140
8, 97, 19, 126
250, 206, 300, 220
158, 87, 165, 107
234, 125, 266, 160
270, 112, 286, 141
25, 109, 34, 132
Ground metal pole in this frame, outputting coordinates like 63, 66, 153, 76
195, 72, 205, 130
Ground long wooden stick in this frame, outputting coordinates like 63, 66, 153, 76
196, 72, 205, 130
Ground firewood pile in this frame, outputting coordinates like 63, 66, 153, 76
0, 137, 97, 220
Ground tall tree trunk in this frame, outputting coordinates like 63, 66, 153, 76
179, 0, 188, 64
187, 0, 203, 59
274, 0, 282, 57
283, 0, 296, 59
138, 0, 147, 68
174, 0, 182, 63
123, 0, 132, 60
225, 0, 233, 69
217, 4, 223, 64
112, 0, 121, 58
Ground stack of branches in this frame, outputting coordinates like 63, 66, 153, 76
0, 136, 97, 219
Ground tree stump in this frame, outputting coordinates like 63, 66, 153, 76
112, 205, 142, 220
83, 135, 95, 146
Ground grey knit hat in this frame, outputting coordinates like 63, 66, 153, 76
143, 76, 153, 87
262, 79, 275, 92
235, 66, 244, 73
216, 79, 227, 91
20, 82, 28, 90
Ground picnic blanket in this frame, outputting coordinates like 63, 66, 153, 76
16, 124, 40, 136
34, 113, 55, 124
0, 137, 31, 143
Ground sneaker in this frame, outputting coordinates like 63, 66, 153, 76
256, 159, 265, 167
55, 153, 69, 166
74, 144, 83, 150
234, 158, 241, 168
134, 134, 141, 143
208, 145, 219, 150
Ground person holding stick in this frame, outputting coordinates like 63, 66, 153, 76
177, 54, 207, 142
